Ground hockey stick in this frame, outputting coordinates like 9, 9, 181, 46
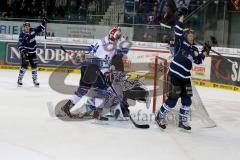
184, 0, 215, 23
195, 40, 235, 64
44, 1, 47, 56
60, 45, 83, 55
60, 45, 69, 53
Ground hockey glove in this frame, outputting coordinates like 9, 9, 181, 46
178, 7, 188, 17
42, 17, 48, 27
20, 49, 29, 59
202, 42, 211, 56
104, 71, 113, 86
116, 48, 129, 55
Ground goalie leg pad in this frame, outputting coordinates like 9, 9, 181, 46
85, 97, 96, 112
124, 86, 148, 101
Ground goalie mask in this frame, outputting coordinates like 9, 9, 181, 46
109, 27, 122, 43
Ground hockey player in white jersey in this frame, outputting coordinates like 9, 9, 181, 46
84, 37, 150, 119
61, 27, 122, 118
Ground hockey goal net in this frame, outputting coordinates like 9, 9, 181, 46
152, 56, 216, 128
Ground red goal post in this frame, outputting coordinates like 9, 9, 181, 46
152, 56, 168, 113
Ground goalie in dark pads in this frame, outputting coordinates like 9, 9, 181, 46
84, 37, 150, 120
155, 8, 211, 130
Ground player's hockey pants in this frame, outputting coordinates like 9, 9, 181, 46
158, 72, 192, 122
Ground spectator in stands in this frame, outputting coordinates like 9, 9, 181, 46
157, 0, 166, 18
138, 1, 147, 13
79, 0, 87, 17
38, 1, 46, 17
146, 5, 158, 25
88, 1, 97, 15
55, 0, 67, 18
3, 0, 15, 17
0, 0, 108, 20
69, 0, 78, 17
29, 0, 39, 18
143, 4, 159, 41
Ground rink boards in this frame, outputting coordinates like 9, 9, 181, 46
0, 38, 240, 92
0, 64, 239, 93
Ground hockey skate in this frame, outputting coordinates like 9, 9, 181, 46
155, 112, 167, 129
178, 121, 191, 130
33, 79, 40, 87
17, 79, 23, 86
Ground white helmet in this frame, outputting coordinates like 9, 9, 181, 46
108, 27, 121, 42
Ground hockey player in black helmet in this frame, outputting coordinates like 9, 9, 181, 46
155, 7, 211, 130
17, 18, 47, 86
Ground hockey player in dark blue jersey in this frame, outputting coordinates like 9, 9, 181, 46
17, 19, 47, 86
155, 8, 211, 130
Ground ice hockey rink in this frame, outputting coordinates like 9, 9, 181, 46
0, 69, 240, 160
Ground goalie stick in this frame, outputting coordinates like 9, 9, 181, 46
108, 84, 150, 129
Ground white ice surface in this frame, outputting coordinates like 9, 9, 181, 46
0, 69, 240, 160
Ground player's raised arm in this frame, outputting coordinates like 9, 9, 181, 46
174, 8, 188, 42
33, 18, 47, 34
